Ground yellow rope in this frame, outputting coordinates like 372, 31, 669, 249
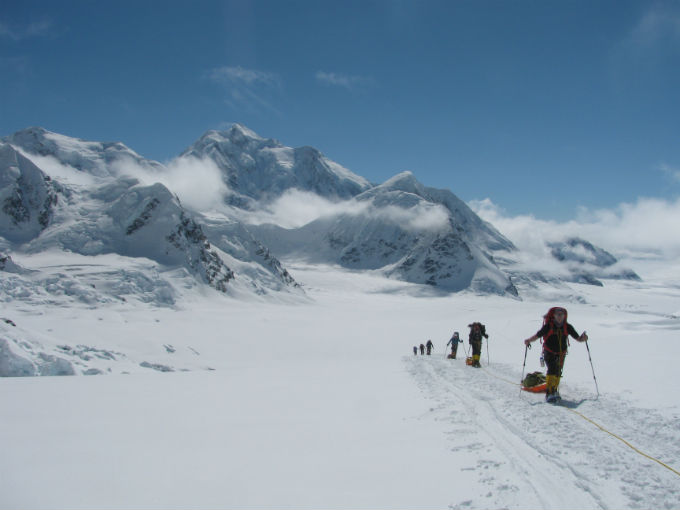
566, 408, 680, 478
481, 366, 522, 387
479, 365, 680, 479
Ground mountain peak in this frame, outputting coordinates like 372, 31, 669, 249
198, 124, 267, 145
376, 171, 425, 195
4, 127, 161, 177
226, 123, 263, 140
182, 124, 370, 201
6, 126, 58, 152
12, 126, 49, 137
189, 124, 278, 159
9, 126, 104, 149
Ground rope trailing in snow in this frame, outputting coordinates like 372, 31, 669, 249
566, 408, 680, 478
480, 366, 522, 387
478, 366, 680, 479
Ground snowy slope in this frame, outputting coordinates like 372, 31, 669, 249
1, 262, 678, 509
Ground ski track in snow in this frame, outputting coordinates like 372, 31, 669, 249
406, 355, 680, 510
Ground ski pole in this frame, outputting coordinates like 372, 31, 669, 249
519, 343, 529, 397
486, 338, 490, 365
584, 336, 600, 398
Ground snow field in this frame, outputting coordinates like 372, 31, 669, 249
1, 263, 680, 509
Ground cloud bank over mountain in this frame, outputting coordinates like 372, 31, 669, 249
470, 197, 680, 279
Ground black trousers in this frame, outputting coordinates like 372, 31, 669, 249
544, 350, 566, 377
470, 340, 481, 357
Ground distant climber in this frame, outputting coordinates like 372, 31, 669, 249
468, 322, 488, 367
446, 331, 462, 359
426, 339, 434, 355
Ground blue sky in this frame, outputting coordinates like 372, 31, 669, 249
2, 0, 679, 220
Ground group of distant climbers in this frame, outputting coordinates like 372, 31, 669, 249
413, 340, 435, 356
412, 307, 590, 403
413, 322, 488, 367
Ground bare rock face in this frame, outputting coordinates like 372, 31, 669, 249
0, 143, 61, 243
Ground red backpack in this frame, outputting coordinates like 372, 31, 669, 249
542, 307, 569, 346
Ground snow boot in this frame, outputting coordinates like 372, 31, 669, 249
472, 354, 481, 367
545, 375, 562, 403
546, 389, 562, 403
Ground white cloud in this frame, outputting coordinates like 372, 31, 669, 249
208, 66, 279, 87
12, 149, 98, 187
242, 189, 449, 232
113, 156, 229, 212
0, 19, 53, 41
374, 202, 450, 232
163, 156, 230, 211
315, 71, 375, 91
661, 162, 680, 183
241, 190, 368, 229
469, 196, 680, 279
631, 6, 680, 48
206, 65, 282, 115
574, 198, 680, 257
612, 5, 680, 78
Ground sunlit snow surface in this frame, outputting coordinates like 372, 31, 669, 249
1, 257, 679, 509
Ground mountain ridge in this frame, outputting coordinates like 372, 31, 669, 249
2, 124, 639, 302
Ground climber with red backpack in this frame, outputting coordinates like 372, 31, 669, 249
524, 307, 588, 403
468, 322, 488, 367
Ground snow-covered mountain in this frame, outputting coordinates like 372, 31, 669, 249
1, 142, 232, 293
0, 143, 61, 244
180, 124, 371, 209
178, 125, 636, 296
492, 235, 641, 298
2, 124, 641, 305
1, 130, 303, 303
251, 171, 518, 295
5, 126, 164, 178
548, 237, 640, 286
